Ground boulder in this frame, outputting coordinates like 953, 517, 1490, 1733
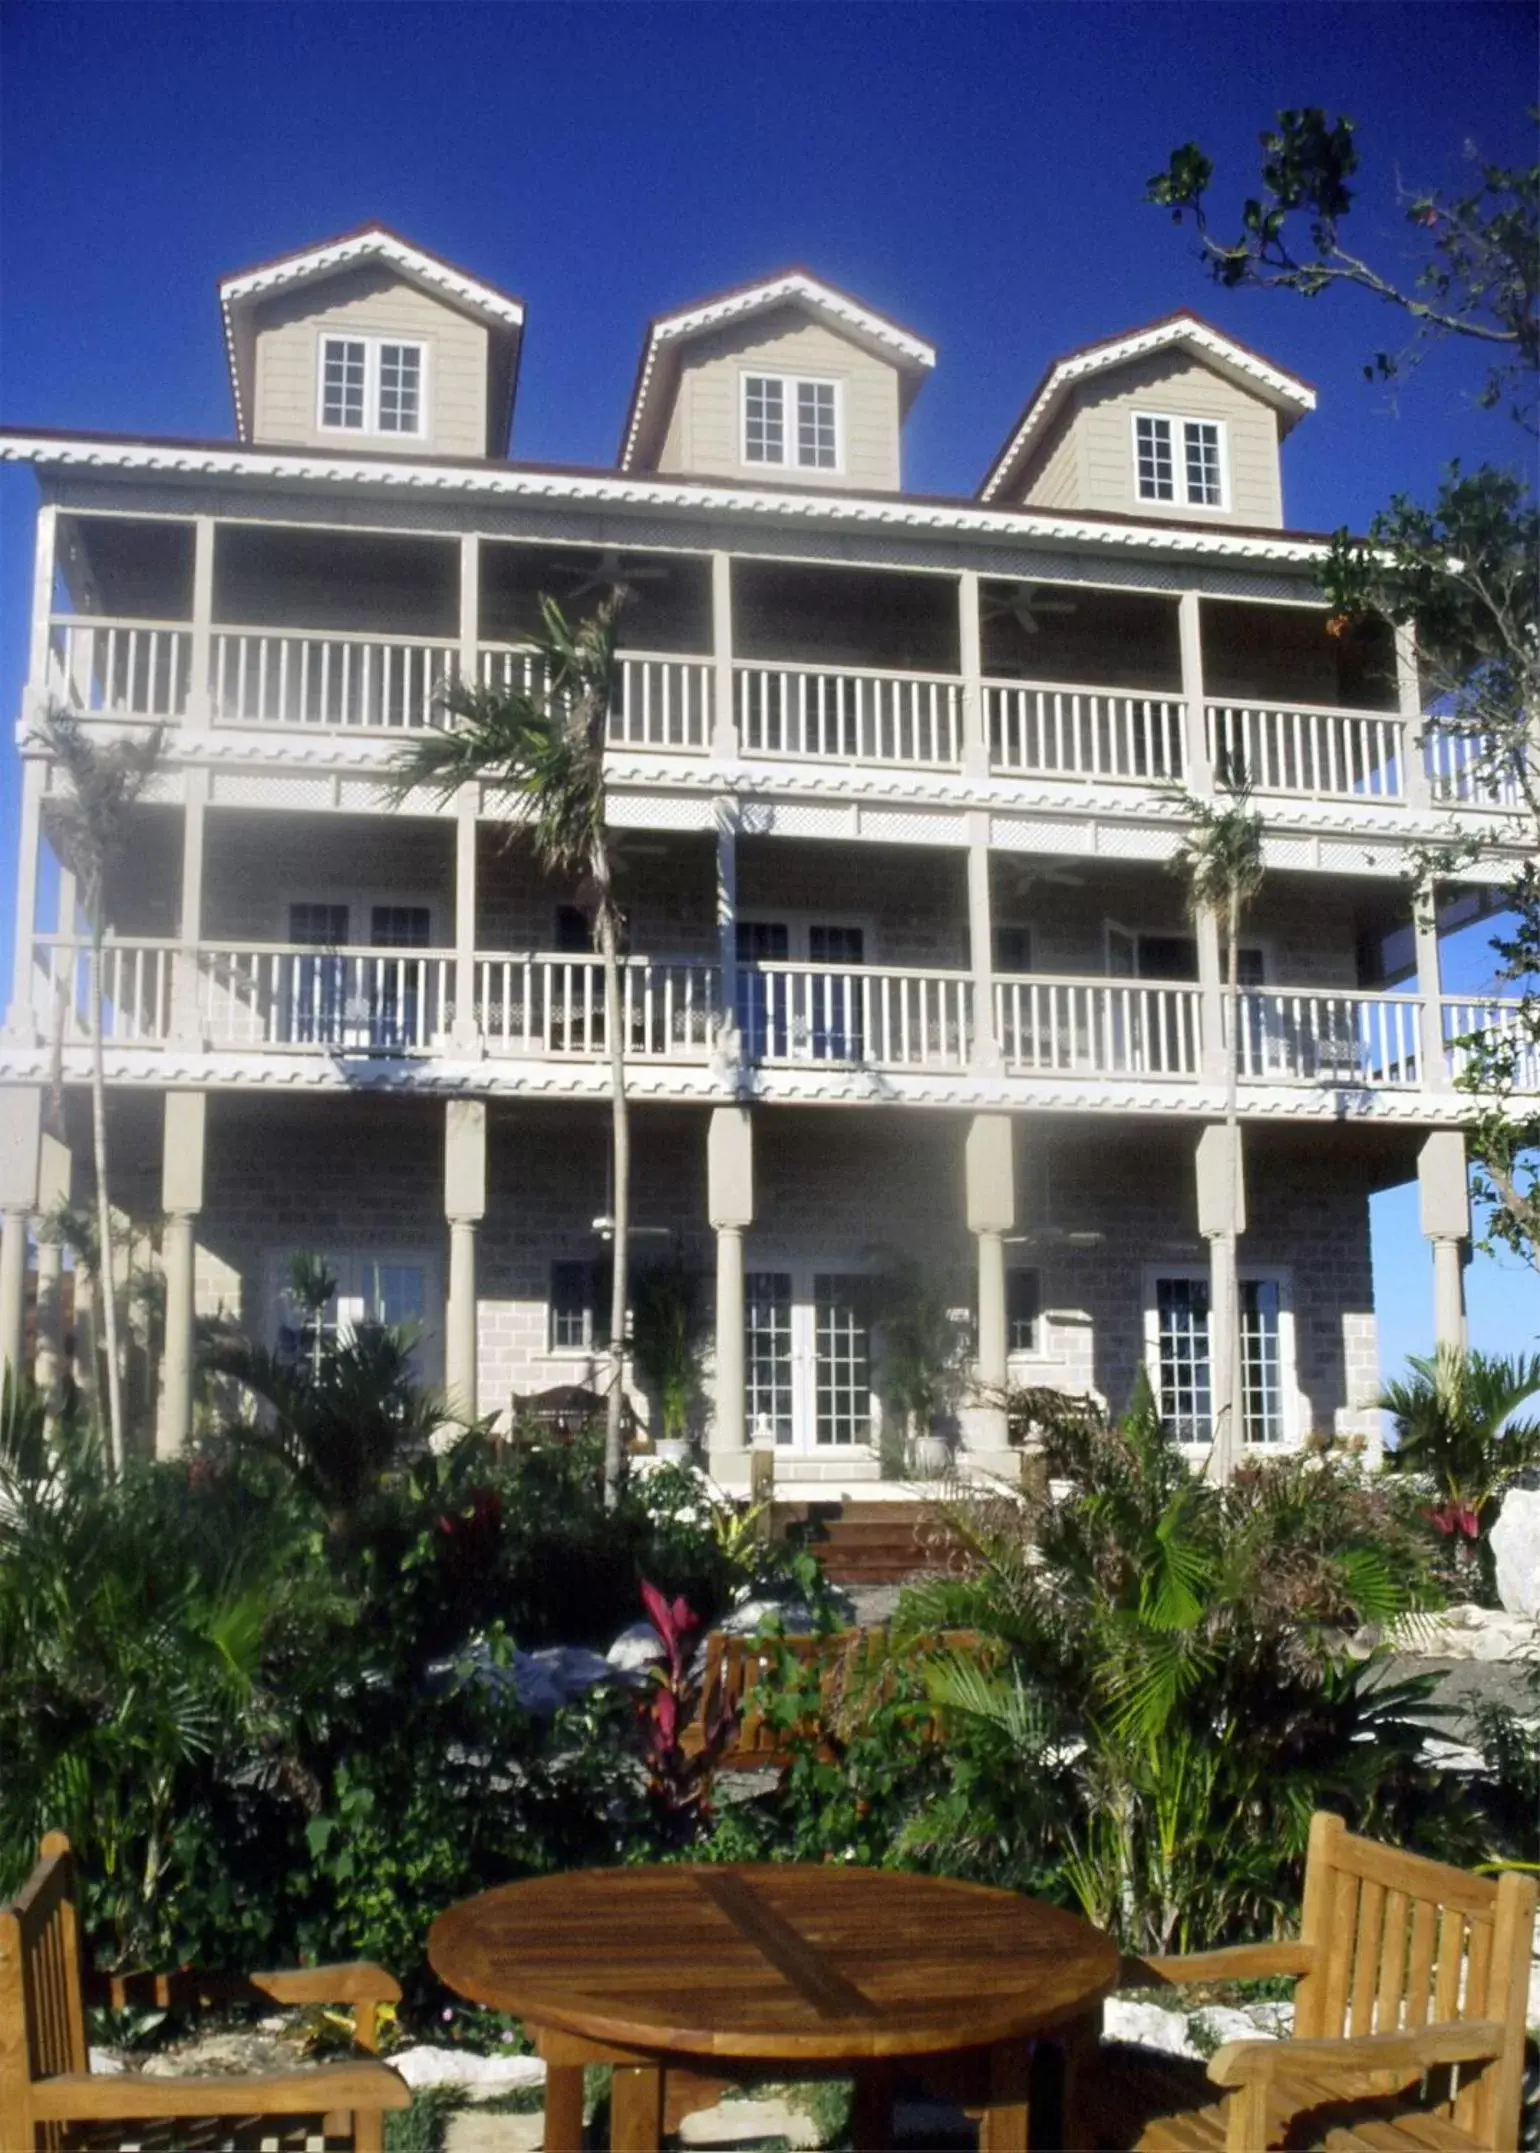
1491, 1487, 1540, 1618
607, 1621, 666, 1672
393, 2044, 545, 2101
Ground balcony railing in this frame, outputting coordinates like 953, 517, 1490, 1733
211, 628, 457, 732
739, 963, 972, 1069
1206, 700, 1405, 801
32, 936, 178, 1044
480, 648, 713, 752
1424, 726, 1526, 811
736, 663, 962, 768
1231, 989, 1423, 1088
46, 618, 192, 722
986, 680, 1186, 784
195, 944, 455, 1051
1443, 998, 1539, 1093
475, 954, 717, 1058
995, 976, 1201, 1079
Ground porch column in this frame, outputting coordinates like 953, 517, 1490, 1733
959, 568, 989, 781
967, 814, 1000, 1072
710, 553, 737, 764
453, 790, 480, 1050
0, 1088, 43, 1391
172, 771, 207, 1043
33, 1132, 71, 1398
1196, 909, 1227, 1083
708, 1105, 753, 1482
966, 1113, 1015, 1453
6, 756, 44, 1038
159, 1090, 205, 1455
186, 514, 216, 728
715, 800, 740, 1072
1196, 1121, 1246, 1484
1419, 1129, 1469, 1353
1413, 891, 1451, 1092
1397, 622, 1433, 810
1178, 590, 1214, 795
444, 1099, 487, 1420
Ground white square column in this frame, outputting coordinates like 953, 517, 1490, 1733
708, 1105, 754, 1485
445, 1099, 487, 1420
159, 1089, 206, 1455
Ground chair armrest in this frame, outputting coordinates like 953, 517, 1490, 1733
1118, 1943, 1315, 1988
1207, 2019, 1507, 2089
32, 2061, 411, 2121
86, 1961, 402, 2012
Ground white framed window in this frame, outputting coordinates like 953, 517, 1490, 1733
271, 1248, 438, 1376
741, 373, 842, 471
1132, 413, 1229, 510
1143, 1268, 1296, 1449
549, 1257, 612, 1353
318, 335, 427, 438
1006, 1269, 1041, 1356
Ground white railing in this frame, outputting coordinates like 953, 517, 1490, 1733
46, 618, 192, 721
736, 664, 962, 768
995, 976, 1201, 1079
211, 628, 457, 731
1232, 990, 1423, 1087
1443, 999, 1539, 1093
31, 937, 177, 1043
1206, 700, 1405, 800
476, 954, 717, 1058
479, 647, 713, 752
986, 680, 1185, 783
197, 944, 454, 1052
741, 964, 972, 1069
1424, 726, 1527, 810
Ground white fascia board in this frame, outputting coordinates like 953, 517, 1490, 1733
980, 319, 1317, 504
620, 272, 936, 470
0, 432, 1332, 567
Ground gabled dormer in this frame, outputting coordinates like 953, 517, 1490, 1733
978, 311, 1314, 528
619, 270, 935, 493
218, 225, 525, 459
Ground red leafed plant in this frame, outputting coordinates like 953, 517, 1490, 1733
637, 1578, 734, 1827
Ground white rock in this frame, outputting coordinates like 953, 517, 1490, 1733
445, 2113, 544, 2153
1190, 2004, 1280, 2051
1393, 1604, 1540, 1661
678, 2096, 823, 2148
1102, 1999, 1197, 2058
607, 1621, 666, 1671
392, 2044, 546, 2101
1492, 1487, 1540, 1619
88, 2048, 127, 2075
719, 1598, 818, 1637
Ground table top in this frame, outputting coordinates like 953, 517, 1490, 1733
428, 1864, 1120, 2063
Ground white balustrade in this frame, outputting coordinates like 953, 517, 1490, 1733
197, 945, 453, 1052
211, 629, 456, 730
740, 964, 971, 1069
1443, 999, 1539, 1093
1423, 726, 1526, 810
995, 976, 1200, 1078
1232, 990, 1423, 1087
476, 954, 717, 1058
31, 937, 176, 1044
736, 664, 962, 768
479, 648, 713, 751
46, 619, 192, 721
1206, 700, 1405, 800
986, 680, 1185, 783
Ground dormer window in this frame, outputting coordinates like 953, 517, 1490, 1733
742, 374, 841, 471
319, 335, 426, 438
1134, 414, 1228, 510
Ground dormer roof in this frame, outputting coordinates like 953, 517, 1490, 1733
619, 267, 936, 471
217, 224, 525, 445
977, 309, 1315, 503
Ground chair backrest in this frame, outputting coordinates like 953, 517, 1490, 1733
1294, 1810, 1537, 2147
0, 1831, 89, 2143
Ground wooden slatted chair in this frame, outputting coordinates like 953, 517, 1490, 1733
0, 1833, 410, 2152
1090, 1810, 1537, 2152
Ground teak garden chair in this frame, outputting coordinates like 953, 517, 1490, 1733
1093, 1809, 1537, 2152
0, 1833, 410, 2152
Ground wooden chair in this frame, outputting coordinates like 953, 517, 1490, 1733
1091, 1809, 1538, 2152
1, 1832, 410, 2152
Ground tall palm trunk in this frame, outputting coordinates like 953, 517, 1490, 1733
1215, 885, 1243, 1484
595, 856, 630, 1508
88, 921, 124, 1473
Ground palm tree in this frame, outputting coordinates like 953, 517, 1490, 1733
1382, 1346, 1540, 1588
387, 589, 634, 1503
34, 710, 165, 1474
1170, 773, 1265, 1483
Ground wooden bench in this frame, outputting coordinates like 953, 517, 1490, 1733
1090, 1809, 1537, 2151
0, 1832, 410, 2151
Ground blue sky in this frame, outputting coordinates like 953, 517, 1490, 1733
0, 1, 1535, 1361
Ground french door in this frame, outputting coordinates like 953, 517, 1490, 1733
745, 1267, 874, 1449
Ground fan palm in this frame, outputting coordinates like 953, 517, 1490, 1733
1382, 1346, 1540, 1573
387, 589, 634, 1503
1169, 773, 1265, 1482
32, 710, 165, 1473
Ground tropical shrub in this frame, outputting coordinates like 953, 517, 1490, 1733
1382, 1347, 1540, 1598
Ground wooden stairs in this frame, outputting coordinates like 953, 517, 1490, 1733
783, 1501, 967, 1586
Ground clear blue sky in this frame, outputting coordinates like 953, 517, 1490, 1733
0, 1, 1535, 1363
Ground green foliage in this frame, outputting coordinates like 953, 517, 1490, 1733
629, 1258, 706, 1446
1381, 1347, 1540, 1594
874, 1260, 971, 1443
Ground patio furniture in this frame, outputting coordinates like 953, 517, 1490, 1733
429, 1861, 1120, 2151
1090, 1809, 1537, 2151
1, 1831, 409, 2152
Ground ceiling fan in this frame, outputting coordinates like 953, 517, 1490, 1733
590, 1144, 673, 1243
555, 548, 671, 605
982, 583, 1079, 637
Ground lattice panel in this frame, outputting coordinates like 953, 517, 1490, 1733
1095, 823, 1172, 859
990, 815, 1088, 853
858, 809, 965, 847
608, 793, 715, 830
209, 774, 333, 809
760, 802, 855, 838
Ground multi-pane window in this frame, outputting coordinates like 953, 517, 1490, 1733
277, 1252, 428, 1362
1135, 413, 1228, 508
550, 1259, 611, 1352
1153, 1275, 1287, 1445
1239, 1279, 1284, 1444
319, 335, 426, 437
814, 1275, 871, 1445
746, 1272, 795, 1446
1006, 1269, 1041, 1355
742, 373, 840, 469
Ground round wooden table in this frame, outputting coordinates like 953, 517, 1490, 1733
429, 1864, 1119, 2151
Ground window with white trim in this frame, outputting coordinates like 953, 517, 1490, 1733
742, 373, 841, 470
318, 335, 427, 438
1133, 413, 1228, 510
1006, 1269, 1041, 1355
274, 1250, 432, 1364
549, 1258, 612, 1353
1148, 1272, 1291, 1446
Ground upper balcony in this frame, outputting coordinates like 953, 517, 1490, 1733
30, 513, 1525, 818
